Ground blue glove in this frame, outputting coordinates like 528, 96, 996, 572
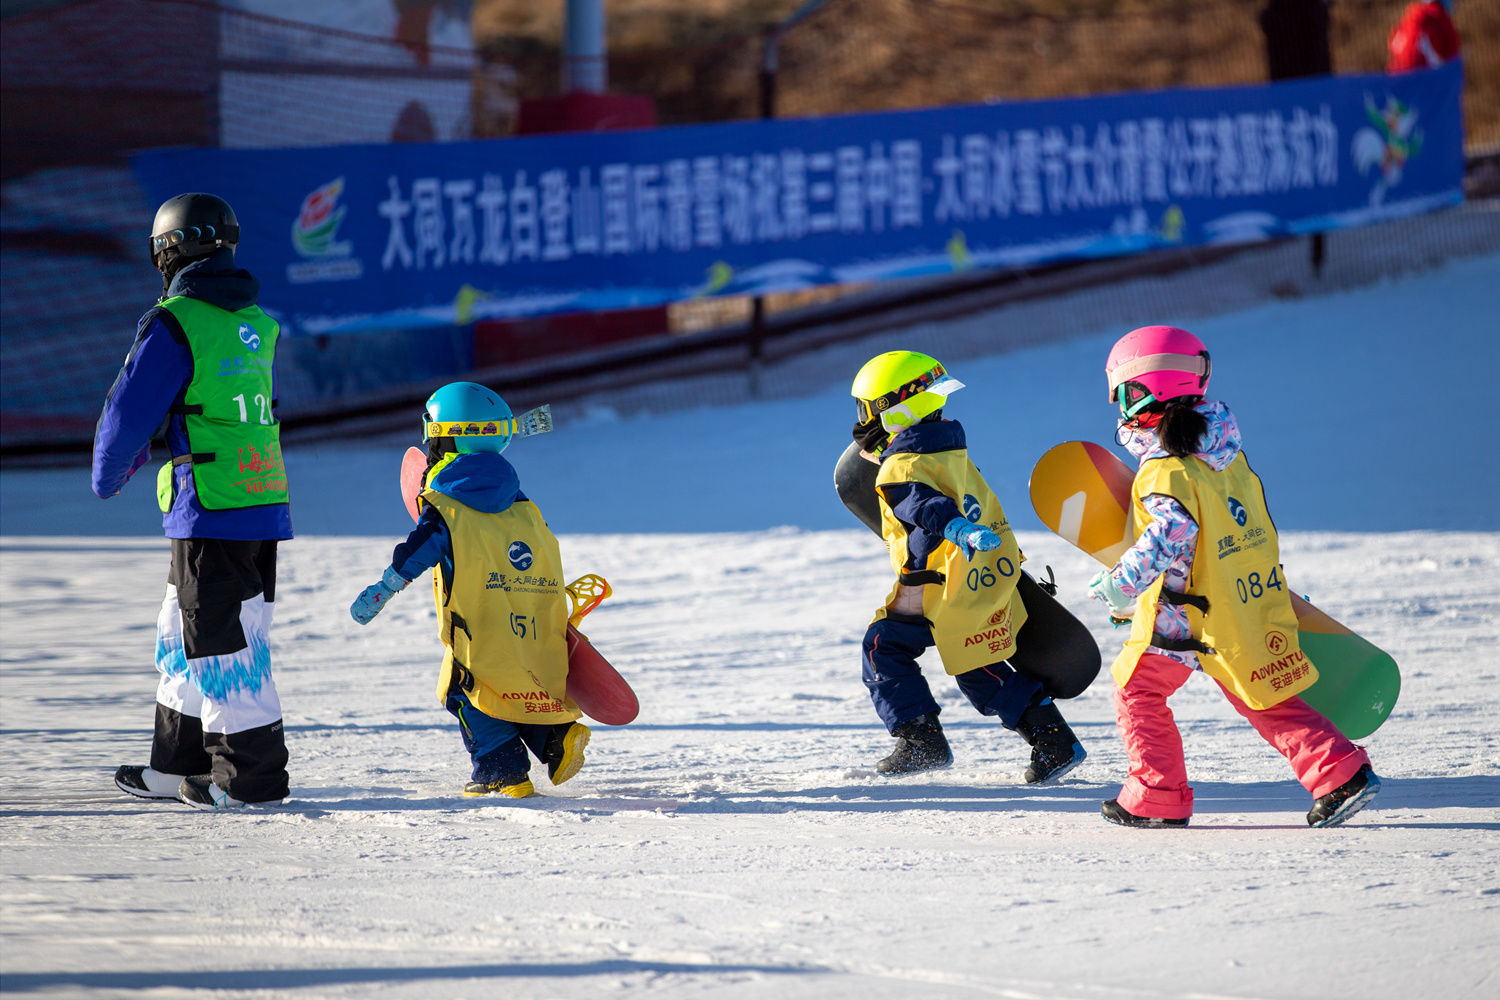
943, 516, 1002, 561
350, 567, 409, 625
1088, 569, 1134, 620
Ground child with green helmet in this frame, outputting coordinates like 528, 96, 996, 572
851, 351, 1086, 782
348, 382, 589, 798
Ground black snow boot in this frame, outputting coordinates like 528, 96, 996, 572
876, 712, 953, 776
1101, 799, 1189, 828
1307, 764, 1381, 828
1016, 699, 1086, 785
114, 765, 184, 800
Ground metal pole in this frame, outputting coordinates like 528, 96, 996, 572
759, 28, 779, 119
564, 0, 606, 93
747, 27, 781, 399
745, 0, 829, 399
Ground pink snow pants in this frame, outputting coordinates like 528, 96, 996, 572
1113, 653, 1371, 820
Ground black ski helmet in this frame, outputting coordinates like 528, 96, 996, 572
149, 193, 240, 270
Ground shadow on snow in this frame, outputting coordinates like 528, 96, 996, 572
7, 774, 1494, 829
0, 959, 827, 993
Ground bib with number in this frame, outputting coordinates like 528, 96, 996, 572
1113, 452, 1315, 708
421, 487, 577, 725
159, 296, 288, 510
874, 447, 1028, 675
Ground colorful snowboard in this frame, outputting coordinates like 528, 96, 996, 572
1028, 440, 1399, 739
400, 446, 639, 725
833, 442, 1102, 699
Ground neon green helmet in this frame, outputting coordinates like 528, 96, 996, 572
852, 350, 965, 434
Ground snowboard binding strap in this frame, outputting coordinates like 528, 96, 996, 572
1035, 565, 1059, 597
566, 575, 612, 628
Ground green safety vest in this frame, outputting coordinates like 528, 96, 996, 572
158, 295, 289, 511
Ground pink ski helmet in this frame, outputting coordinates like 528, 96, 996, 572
1105, 325, 1211, 419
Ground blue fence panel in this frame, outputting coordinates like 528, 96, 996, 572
133, 64, 1464, 337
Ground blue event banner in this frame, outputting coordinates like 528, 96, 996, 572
133, 63, 1463, 336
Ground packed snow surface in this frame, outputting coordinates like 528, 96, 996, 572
3, 254, 1498, 998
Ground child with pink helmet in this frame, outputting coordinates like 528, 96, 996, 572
1087, 325, 1380, 828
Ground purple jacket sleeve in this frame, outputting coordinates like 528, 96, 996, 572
91, 317, 192, 499
1113, 493, 1199, 596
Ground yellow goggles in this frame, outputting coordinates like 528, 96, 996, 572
424, 418, 516, 439
855, 363, 947, 424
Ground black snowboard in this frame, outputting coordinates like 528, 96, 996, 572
835, 441, 1102, 699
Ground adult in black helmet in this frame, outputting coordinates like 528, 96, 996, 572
92, 192, 294, 811
147, 193, 241, 296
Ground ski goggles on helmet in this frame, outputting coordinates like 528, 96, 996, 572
149, 223, 239, 258
1114, 381, 1158, 420
855, 362, 959, 424
1107, 351, 1211, 419
423, 417, 517, 441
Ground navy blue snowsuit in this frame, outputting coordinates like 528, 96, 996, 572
862, 420, 1043, 733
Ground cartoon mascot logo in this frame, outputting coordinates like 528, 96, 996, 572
1352, 94, 1424, 207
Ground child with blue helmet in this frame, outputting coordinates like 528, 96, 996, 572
349, 382, 588, 798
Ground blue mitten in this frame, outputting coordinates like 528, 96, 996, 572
350, 567, 409, 625
942, 516, 1002, 561
1088, 569, 1133, 622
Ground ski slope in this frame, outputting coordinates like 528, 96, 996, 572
2, 253, 1499, 999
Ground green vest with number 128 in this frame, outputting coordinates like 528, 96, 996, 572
160, 295, 288, 510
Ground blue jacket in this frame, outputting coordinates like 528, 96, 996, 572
390, 452, 527, 589
91, 250, 293, 541
878, 418, 968, 571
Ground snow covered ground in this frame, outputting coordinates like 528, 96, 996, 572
2, 253, 1499, 999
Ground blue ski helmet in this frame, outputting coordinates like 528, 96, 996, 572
423, 382, 514, 454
